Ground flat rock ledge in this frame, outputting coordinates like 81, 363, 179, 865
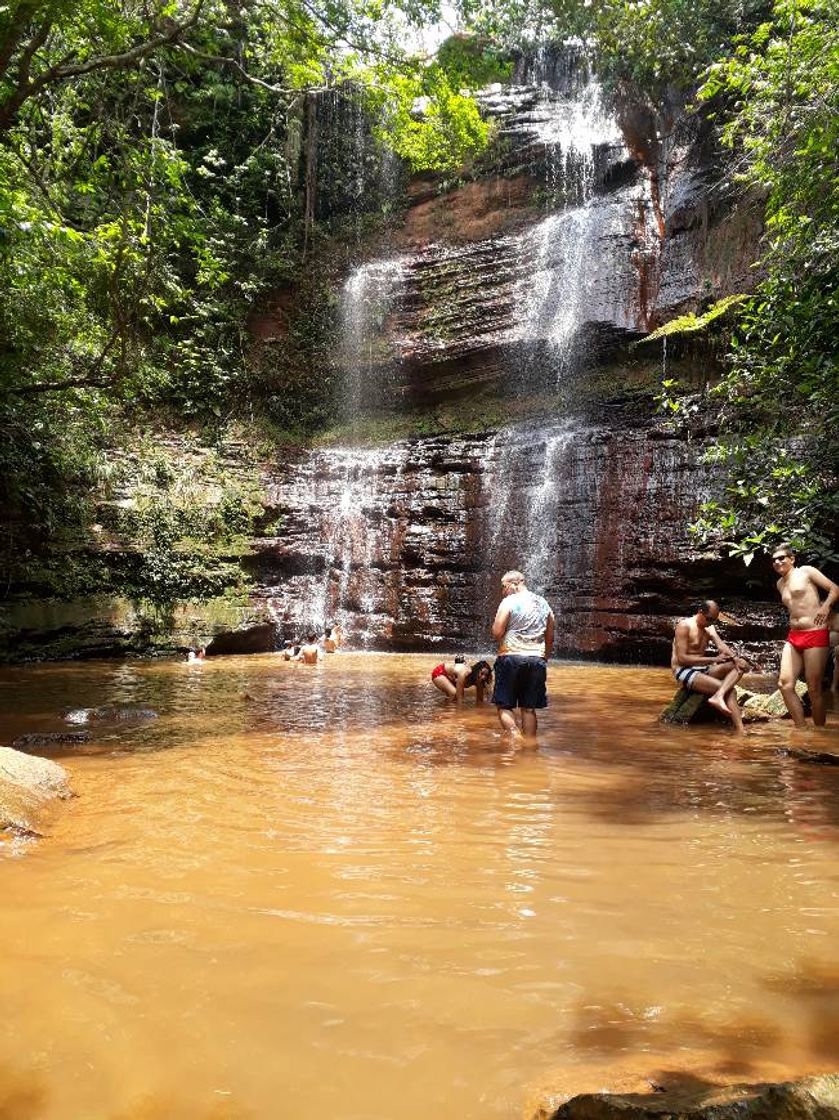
0, 747, 73, 836
534, 1074, 839, 1120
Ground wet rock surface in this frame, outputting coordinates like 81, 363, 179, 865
257, 416, 786, 663
0, 747, 72, 835
533, 1074, 839, 1120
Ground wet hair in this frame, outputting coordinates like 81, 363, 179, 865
465, 660, 493, 688
773, 543, 796, 558
454, 655, 466, 664
305, 632, 317, 643
501, 569, 526, 588
324, 627, 333, 638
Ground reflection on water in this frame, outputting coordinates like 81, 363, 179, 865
1, 654, 839, 1119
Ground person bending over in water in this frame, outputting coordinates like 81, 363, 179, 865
297, 632, 320, 665
772, 544, 839, 727
430, 659, 493, 703
671, 600, 748, 733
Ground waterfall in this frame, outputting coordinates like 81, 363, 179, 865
505, 67, 640, 383
339, 259, 409, 420
266, 445, 406, 646
484, 421, 577, 598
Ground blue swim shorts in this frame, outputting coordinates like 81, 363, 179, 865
492, 655, 548, 710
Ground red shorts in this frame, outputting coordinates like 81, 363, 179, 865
786, 628, 829, 651
431, 663, 448, 681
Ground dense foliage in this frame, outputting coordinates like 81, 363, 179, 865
691, 0, 838, 563
0, 0, 501, 596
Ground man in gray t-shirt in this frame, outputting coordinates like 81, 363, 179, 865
490, 569, 555, 738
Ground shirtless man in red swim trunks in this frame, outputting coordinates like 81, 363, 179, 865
773, 544, 839, 727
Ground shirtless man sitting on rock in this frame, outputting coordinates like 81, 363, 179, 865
671, 600, 748, 733
772, 544, 839, 727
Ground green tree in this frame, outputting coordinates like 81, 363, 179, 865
691, 0, 839, 562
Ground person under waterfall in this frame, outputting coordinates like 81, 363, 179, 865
490, 570, 555, 740
671, 600, 747, 732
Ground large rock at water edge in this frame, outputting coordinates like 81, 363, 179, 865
534, 1074, 839, 1120
0, 747, 73, 835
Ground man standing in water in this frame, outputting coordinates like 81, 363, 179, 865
491, 570, 555, 739
772, 544, 839, 728
671, 600, 747, 733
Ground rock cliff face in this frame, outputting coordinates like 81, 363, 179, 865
323, 46, 763, 407
250, 412, 785, 662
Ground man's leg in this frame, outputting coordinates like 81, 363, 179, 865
703, 663, 743, 717
521, 708, 537, 738
496, 706, 520, 735
703, 663, 743, 707
802, 645, 830, 727
724, 691, 744, 734
778, 642, 806, 727
687, 671, 741, 728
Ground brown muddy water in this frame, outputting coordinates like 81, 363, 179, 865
1, 654, 839, 1120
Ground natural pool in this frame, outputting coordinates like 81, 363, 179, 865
1, 654, 839, 1120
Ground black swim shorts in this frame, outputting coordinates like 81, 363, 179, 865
491, 655, 548, 710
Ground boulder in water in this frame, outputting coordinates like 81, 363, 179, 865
532, 1074, 839, 1120
0, 747, 72, 835
659, 688, 728, 725
660, 680, 809, 724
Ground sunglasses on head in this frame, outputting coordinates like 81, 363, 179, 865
772, 554, 789, 563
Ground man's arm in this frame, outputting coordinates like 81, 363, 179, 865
491, 601, 511, 642
805, 566, 839, 625
705, 625, 747, 669
544, 611, 555, 661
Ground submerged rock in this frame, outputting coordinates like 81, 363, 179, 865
13, 731, 91, 748
62, 705, 158, 724
0, 747, 73, 835
780, 745, 839, 766
533, 1074, 839, 1120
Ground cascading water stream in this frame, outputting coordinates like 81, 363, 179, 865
510, 69, 640, 383
339, 259, 409, 420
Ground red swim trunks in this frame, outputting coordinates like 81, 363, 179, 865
786, 628, 829, 650
431, 663, 448, 681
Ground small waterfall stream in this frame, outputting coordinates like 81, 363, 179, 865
339, 259, 409, 419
